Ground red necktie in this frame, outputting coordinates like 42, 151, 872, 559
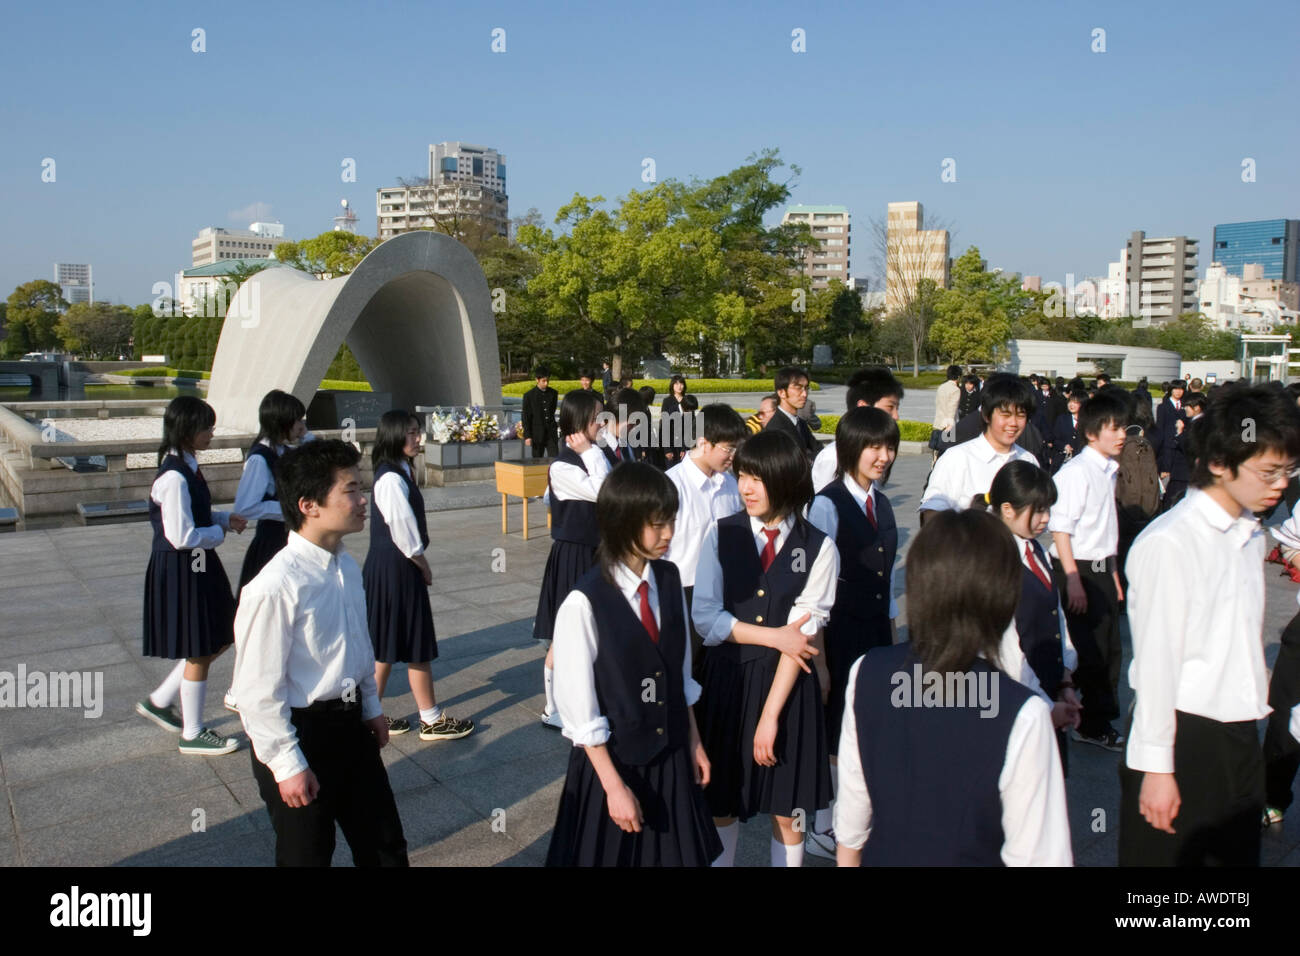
637, 581, 658, 644
760, 528, 780, 572
1026, 542, 1051, 590
615, 444, 623, 462
865, 493, 877, 529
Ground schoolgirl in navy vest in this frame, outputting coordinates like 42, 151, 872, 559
365, 410, 474, 741
833, 510, 1072, 865
692, 429, 839, 867
135, 396, 247, 756
534, 390, 611, 729
547, 463, 722, 866
806, 406, 899, 854
979, 460, 1082, 773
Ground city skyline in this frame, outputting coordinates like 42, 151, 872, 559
2, 0, 1297, 305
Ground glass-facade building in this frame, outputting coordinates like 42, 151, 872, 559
1212, 219, 1300, 281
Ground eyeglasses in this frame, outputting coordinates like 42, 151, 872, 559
1239, 461, 1300, 484
712, 444, 737, 457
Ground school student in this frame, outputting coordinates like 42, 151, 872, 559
233, 439, 409, 866
1048, 389, 1129, 751
521, 365, 559, 459
693, 429, 839, 867
546, 464, 722, 866
919, 373, 1038, 520
603, 387, 653, 467
805, 407, 899, 859
1159, 391, 1202, 512
664, 404, 746, 672
811, 367, 903, 492
763, 365, 820, 465
135, 396, 247, 755
1049, 392, 1084, 473
535, 390, 611, 729
834, 509, 1072, 866
1264, 587, 1300, 827
364, 410, 473, 741
1121, 385, 1300, 866
660, 374, 692, 466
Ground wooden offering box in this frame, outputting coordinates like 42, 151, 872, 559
494, 461, 552, 540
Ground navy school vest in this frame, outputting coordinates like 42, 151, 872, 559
149, 454, 213, 552
854, 642, 1033, 866
574, 559, 690, 765
715, 511, 826, 663
1015, 541, 1064, 700
550, 448, 600, 547
817, 479, 897, 623
246, 442, 280, 505
370, 461, 430, 556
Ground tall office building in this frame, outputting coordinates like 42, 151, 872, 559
192, 222, 291, 267
884, 201, 949, 312
1123, 231, 1199, 325
781, 205, 850, 291
376, 142, 509, 241
1211, 219, 1300, 282
53, 263, 92, 305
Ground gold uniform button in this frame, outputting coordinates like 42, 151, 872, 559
656, 727, 664, 735
877, 571, 884, 577
876, 594, 882, 600
658, 700, 665, 706
755, 615, 764, 623
1054, 634, 1060, 641
655, 671, 663, 678
878, 546, 884, 553
757, 589, 766, 597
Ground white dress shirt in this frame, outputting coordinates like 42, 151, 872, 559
812, 441, 838, 492
919, 433, 1038, 513
664, 453, 742, 587
232, 440, 285, 522
232, 532, 383, 782
1048, 446, 1119, 561
373, 462, 424, 558
807, 474, 899, 620
552, 560, 702, 747
692, 514, 840, 646
150, 449, 230, 550
548, 445, 611, 502
1125, 489, 1271, 774
834, 656, 1073, 865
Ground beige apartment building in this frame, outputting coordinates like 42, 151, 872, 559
376, 142, 509, 241
192, 223, 291, 268
884, 201, 950, 311
781, 204, 850, 291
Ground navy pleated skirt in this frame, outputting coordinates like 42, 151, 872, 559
363, 549, 438, 664
823, 612, 891, 755
696, 644, 831, 821
142, 549, 236, 659
546, 743, 723, 867
532, 539, 599, 643
236, 519, 289, 599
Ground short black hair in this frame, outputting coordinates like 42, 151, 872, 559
979, 373, 1035, 427
158, 395, 216, 465
983, 459, 1057, 515
533, 365, 550, 379
1183, 391, 1206, 412
774, 365, 809, 394
277, 439, 361, 532
255, 389, 307, 446
668, 373, 687, 395
1095, 373, 1111, 386
701, 403, 747, 446
1066, 390, 1087, 406
963, 374, 980, 388
835, 406, 899, 480
595, 462, 678, 587
845, 366, 904, 408
1078, 390, 1130, 440
578, 369, 595, 382
905, 510, 1020, 675
682, 394, 699, 413
637, 385, 656, 405
372, 409, 419, 470
559, 389, 603, 437
1169, 379, 1186, 394
1189, 384, 1300, 488
732, 429, 812, 523
947, 365, 962, 381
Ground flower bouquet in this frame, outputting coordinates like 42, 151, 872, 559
426, 406, 502, 444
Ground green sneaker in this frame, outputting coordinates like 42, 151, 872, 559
136, 698, 182, 733
178, 727, 239, 756
419, 713, 474, 741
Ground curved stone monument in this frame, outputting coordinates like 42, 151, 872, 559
207, 231, 503, 434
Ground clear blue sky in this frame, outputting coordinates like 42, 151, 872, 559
2, 0, 1297, 304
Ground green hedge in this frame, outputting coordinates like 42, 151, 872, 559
502, 378, 820, 396
816, 415, 932, 442
319, 379, 372, 392
121, 367, 211, 380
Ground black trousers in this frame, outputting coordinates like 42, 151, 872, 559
1264, 609, 1300, 810
529, 433, 558, 458
1118, 711, 1263, 866
251, 705, 409, 867
1053, 559, 1121, 736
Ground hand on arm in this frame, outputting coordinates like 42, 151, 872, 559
728, 613, 816, 672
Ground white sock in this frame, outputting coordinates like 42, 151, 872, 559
420, 706, 441, 725
180, 678, 206, 740
772, 835, 805, 868
149, 661, 186, 709
712, 822, 739, 867
543, 665, 556, 716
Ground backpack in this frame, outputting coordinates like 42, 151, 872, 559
1116, 430, 1161, 521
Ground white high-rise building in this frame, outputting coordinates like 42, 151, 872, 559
53, 263, 92, 305
192, 223, 292, 267
1199, 262, 1299, 332
376, 141, 509, 241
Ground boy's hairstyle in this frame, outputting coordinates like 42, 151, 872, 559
845, 366, 904, 409
618, 374, 634, 389
277, 439, 361, 532
372, 409, 419, 470
1189, 384, 1300, 488
774, 365, 809, 394
559, 388, 603, 438
759, 394, 779, 412
978, 373, 1035, 426
595, 462, 678, 587
1067, 390, 1087, 407
701, 403, 747, 446
1183, 391, 1206, 412
906, 510, 1019, 675
1138, 377, 1149, 388
637, 385, 656, 405
612, 386, 648, 423
682, 394, 699, 413
1078, 390, 1130, 440
1055, 376, 1065, 389
533, 364, 550, 380
255, 389, 307, 447
732, 429, 813, 523
1284, 381, 1300, 404
982, 459, 1057, 515
835, 406, 900, 479
1095, 373, 1111, 386
946, 365, 962, 381
579, 369, 594, 382
962, 374, 980, 388
158, 395, 216, 465
1169, 379, 1186, 394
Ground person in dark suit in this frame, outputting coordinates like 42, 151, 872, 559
521, 365, 559, 458
600, 361, 613, 398
574, 369, 601, 398
1156, 380, 1185, 440
1132, 377, 1154, 421
1050, 392, 1084, 473
603, 387, 655, 467
763, 365, 819, 465
1159, 392, 1200, 511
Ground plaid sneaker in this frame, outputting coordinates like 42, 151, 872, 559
135, 698, 182, 733
419, 713, 474, 741
178, 727, 239, 756
386, 716, 411, 735
1263, 806, 1285, 827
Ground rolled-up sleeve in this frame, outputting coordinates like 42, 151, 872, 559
552, 591, 611, 747
834, 657, 872, 850
681, 590, 702, 706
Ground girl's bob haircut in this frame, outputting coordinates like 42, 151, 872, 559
158, 395, 216, 465
978, 459, 1058, 516
732, 429, 813, 523
372, 409, 420, 470
835, 406, 900, 480
559, 389, 603, 438
595, 462, 679, 587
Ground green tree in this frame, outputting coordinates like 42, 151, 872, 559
929, 248, 1014, 363
274, 231, 379, 278
4, 280, 66, 356
55, 302, 134, 358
